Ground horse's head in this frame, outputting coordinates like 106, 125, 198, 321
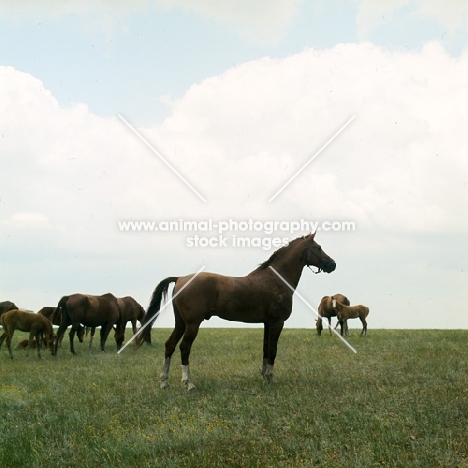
305, 234, 336, 273
316, 317, 323, 335
46, 333, 57, 353
77, 324, 85, 343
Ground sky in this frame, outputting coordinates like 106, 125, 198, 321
1, 0, 467, 333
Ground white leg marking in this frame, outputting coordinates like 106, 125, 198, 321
181, 365, 195, 391
160, 357, 171, 389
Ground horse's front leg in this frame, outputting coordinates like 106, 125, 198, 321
262, 320, 284, 381
69, 326, 78, 355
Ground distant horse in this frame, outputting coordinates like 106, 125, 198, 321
136, 233, 336, 390
332, 298, 369, 336
0, 310, 55, 359
316, 294, 350, 336
38, 306, 85, 345
0, 301, 18, 317
114, 296, 149, 350
53, 293, 120, 355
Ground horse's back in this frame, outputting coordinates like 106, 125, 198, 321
64, 293, 120, 326
1, 310, 49, 332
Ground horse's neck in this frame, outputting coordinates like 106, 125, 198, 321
268, 249, 306, 289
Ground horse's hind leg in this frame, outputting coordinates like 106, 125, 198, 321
100, 323, 114, 352
160, 307, 185, 389
179, 322, 201, 391
0, 331, 7, 348
34, 332, 42, 358
360, 318, 367, 336
6, 329, 14, 359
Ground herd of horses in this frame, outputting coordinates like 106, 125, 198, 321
0, 234, 370, 390
0, 295, 150, 359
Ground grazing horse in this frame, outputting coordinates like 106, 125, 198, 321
0, 301, 18, 317
38, 306, 85, 345
136, 233, 336, 390
86, 297, 148, 350
316, 294, 350, 336
114, 296, 149, 350
53, 293, 120, 355
332, 298, 369, 336
0, 310, 55, 359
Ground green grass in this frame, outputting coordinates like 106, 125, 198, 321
0, 329, 467, 467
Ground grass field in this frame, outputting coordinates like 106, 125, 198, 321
0, 328, 467, 467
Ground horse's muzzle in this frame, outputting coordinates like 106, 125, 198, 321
321, 259, 336, 273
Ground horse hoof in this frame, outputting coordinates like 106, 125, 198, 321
186, 382, 196, 392
160, 380, 170, 389
263, 372, 275, 383
182, 380, 196, 392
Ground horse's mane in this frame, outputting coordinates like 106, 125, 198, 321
255, 236, 305, 270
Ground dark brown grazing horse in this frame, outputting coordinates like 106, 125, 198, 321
114, 296, 149, 350
136, 233, 336, 390
0, 301, 18, 318
0, 310, 55, 359
38, 307, 85, 344
53, 293, 120, 355
316, 294, 350, 336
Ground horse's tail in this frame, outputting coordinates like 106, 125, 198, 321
136, 277, 179, 347
52, 296, 69, 326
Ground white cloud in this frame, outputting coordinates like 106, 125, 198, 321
153, 41, 468, 231
1, 41, 467, 326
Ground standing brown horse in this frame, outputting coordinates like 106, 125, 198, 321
53, 293, 120, 355
0, 310, 55, 359
114, 296, 149, 350
137, 233, 336, 390
316, 294, 350, 336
